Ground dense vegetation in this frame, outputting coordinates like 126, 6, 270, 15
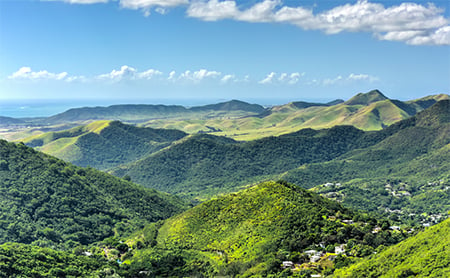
117, 181, 407, 277
283, 100, 450, 223
23, 121, 187, 170
0, 139, 186, 249
113, 99, 449, 200
112, 125, 388, 199
333, 217, 450, 277
142, 91, 448, 140
0, 242, 117, 277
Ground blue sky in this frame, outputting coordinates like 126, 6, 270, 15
0, 0, 449, 105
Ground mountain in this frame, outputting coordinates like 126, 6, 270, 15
21, 120, 187, 170
333, 217, 450, 277
111, 125, 384, 199
0, 116, 25, 126
117, 181, 405, 277
189, 99, 266, 113
41, 100, 265, 125
282, 100, 450, 223
344, 89, 388, 105
0, 139, 186, 248
141, 91, 448, 140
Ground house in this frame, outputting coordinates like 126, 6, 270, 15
310, 255, 321, 263
282, 261, 294, 268
304, 250, 319, 256
334, 244, 346, 254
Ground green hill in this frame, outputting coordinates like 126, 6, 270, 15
142, 91, 448, 140
0, 139, 186, 248
112, 125, 385, 200
344, 89, 388, 105
21, 120, 187, 170
282, 100, 450, 223
118, 181, 406, 277
333, 217, 450, 277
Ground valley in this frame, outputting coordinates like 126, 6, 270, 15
0, 91, 449, 277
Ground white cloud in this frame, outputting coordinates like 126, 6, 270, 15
97, 65, 137, 80
323, 75, 343, 86
323, 73, 378, 85
168, 70, 177, 81
8, 67, 68, 80
178, 69, 222, 82
260, 71, 303, 85
347, 73, 378, 82
50, 0, 450, 45
120, 0, 188, 16
186, 0, 450, 46
259, 72, 276, 84
221, 74, 236, 83
187, 0, 238, 21
137, 69, 163, 79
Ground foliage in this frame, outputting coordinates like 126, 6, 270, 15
23, 121, 187, 170
0, 242, 117, 278
122, 181, 406, 277
333, 217, 450, 277
0, 139, 186, 249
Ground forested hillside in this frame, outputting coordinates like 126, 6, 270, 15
283, 100, 450, 223
112, 125, 386, 199
116, 181, 407, 277
22, 121, 187, 170
333, 217, 450, 277
0, 139, 186, 249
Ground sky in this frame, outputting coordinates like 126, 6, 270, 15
0, 0, 449, 106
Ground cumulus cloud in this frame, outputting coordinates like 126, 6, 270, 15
221, 74, 236, 83
177, 69, 222, 82
137, 69, 163, 79
260, 71, 304, 85
96, 65, 137, 81
187, 0, 450, 45
323, 73, 378, 85
50, 0, 450, 45
259, 72, 276, 84
8, 67, 68, 80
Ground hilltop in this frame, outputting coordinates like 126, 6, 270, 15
0, 139, 186, 248
21, 120, 187, 170
333, 217, 450, 277
282, 100, 450, 223
120, 181, 405, 277
142, 91, 448, 140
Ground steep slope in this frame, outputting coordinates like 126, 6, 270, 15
344, 89, 388, 105
142, 92, 448, 140
282, 100, 450, 222
22, 121, 187, 170
112, 125, 384, 199
333, 217, 450, 277
0, 139, 186, 248
122, 181, 406, 277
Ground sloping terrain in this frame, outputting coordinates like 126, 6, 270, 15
282, 100, 450, 223
112, 125, 384, 199
21, 121, 187, 170
142, 91, 448, 140
333, 217, 450, 277
0, 139, 186, 248
122, 181, 405, 277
